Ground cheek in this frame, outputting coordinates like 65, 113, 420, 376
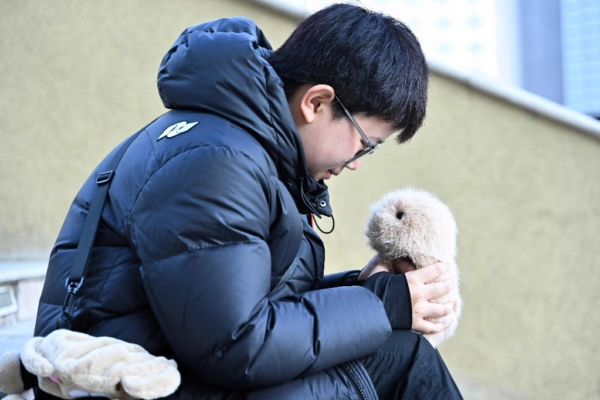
307, 125, 357, 172
332, 134, 359, 163
315, 144, 347, 169
305, 152, 333, 175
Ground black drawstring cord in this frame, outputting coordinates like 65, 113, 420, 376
298, 178, 335, 234
314, 214, 335, 234
299, 178, 321, 217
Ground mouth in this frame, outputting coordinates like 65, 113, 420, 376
321, 169, 341, 180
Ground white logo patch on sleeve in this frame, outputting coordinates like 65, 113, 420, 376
157, 121, 199, 141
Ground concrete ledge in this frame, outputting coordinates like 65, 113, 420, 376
0, 261, 47, 284
250, 0, 308, 20
428, 60, 600, 141
0, 261, 46, 326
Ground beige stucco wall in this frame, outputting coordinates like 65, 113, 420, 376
0, 0, 299, 259
2, 1, 600, 399
322, 73, 600, 399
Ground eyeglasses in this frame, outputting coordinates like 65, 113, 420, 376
335, 96, 380, 166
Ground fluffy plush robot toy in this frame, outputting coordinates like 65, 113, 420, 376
364, 188, 462, 348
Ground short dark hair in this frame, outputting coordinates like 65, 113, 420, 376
268, 3, 429, 143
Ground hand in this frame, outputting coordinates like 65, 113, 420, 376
406, 262, 454, 334
357, 254, 391, 281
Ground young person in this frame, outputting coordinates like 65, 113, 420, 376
31, 4, 462, 399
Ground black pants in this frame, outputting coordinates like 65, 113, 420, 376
360, 330, 463, 399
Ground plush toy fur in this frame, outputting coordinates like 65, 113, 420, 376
366, 188, 462, 347
0, 330, 180, 400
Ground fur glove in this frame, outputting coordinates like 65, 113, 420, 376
0, 350, 26, 399
0, 329, 180, 399
366, 188, 462, 347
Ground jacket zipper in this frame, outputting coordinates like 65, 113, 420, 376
341, 360, 379, 400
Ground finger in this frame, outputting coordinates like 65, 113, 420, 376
414, 301, 453, 320
412, 319, 449, 335
421, 278, 453, 301
406, 262, 447, 284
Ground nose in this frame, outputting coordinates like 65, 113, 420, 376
344, 158, 361, 171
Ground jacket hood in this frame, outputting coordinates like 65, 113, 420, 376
157, 17, 331, 217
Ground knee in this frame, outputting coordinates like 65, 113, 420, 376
386, 330, 428, 348
384, 330, 438, 360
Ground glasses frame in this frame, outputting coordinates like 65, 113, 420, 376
335, 96, 380, 166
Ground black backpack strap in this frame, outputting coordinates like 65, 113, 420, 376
55, 117, 295, 329
57, 126, 148, 330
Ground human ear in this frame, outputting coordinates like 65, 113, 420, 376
298, 84, 335, 123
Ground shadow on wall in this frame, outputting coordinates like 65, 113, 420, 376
0, 0, 299, 260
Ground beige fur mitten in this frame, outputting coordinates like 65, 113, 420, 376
0, 350, 26, 399
16, 329, 180, 399
366, 188, 462, 347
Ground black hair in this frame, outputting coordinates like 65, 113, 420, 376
268, 3, 429, 143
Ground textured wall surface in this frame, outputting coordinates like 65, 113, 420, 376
322, 74, 600, 399
2, 1, 600, 398
0, 0, 299, 259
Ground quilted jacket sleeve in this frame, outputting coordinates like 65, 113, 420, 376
127, 145, 391, 389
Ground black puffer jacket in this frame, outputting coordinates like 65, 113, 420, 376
35, 18, 393, 399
